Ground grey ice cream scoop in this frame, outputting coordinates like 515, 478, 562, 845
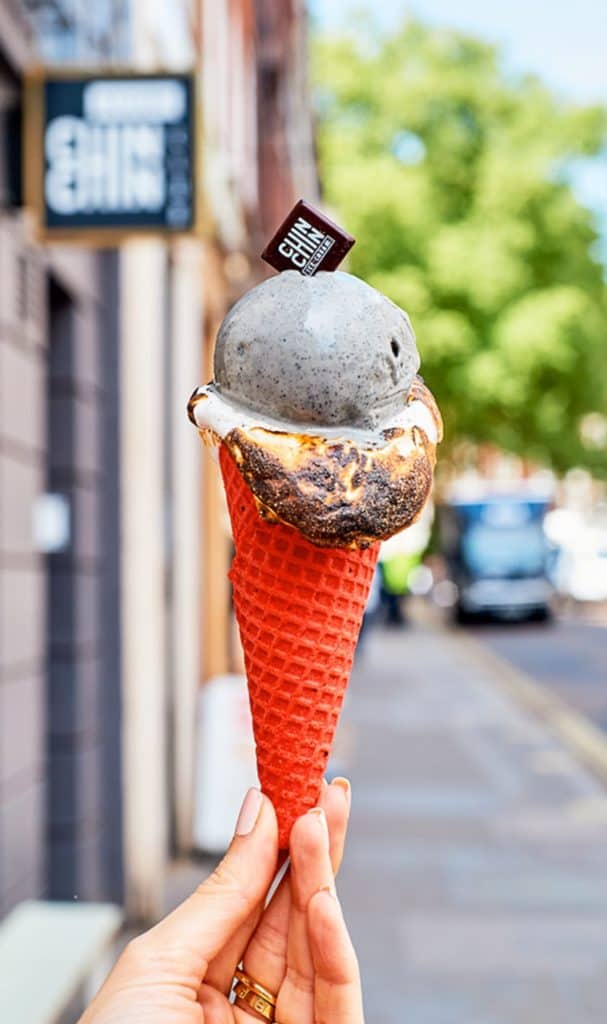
213, 270, 420, 429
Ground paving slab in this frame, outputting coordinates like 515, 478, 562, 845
338, 622, 607, 1023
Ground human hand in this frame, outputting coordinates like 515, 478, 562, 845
79, 779, 363, 1024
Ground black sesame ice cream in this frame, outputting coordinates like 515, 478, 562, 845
188, 270, 442, 548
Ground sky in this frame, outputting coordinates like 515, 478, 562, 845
310, 0, 607, 105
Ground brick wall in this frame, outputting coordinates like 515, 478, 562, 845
0, 218, 123, 913
0, 214, 47, 913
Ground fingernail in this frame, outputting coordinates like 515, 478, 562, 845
332, 777, 351, 799
307, 806, 327, 831
235, 788, 263, 836
317, 883, 336, 899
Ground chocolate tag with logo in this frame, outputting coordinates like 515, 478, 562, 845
262, 199, 355, 276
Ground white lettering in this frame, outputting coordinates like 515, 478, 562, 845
292, 218, 325, 249
278, 240, 306, 268
105, 125, 121, 210
288, 229, 315, 258
302, 235, 335, 275
121, 124, 165, 211
308, 226, 325, 246
84, 80, 186, 124
282, 217, 330, 264
44, 116, 87, 214
45, 116, 166, 216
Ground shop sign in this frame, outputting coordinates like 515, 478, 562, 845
25, 72, 196, 241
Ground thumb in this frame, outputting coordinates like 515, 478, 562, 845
139, 789, 278, 972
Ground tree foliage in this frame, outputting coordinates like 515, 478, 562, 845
313, 20, 607, 475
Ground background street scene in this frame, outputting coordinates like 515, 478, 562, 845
0, 0, 606, 1021
340, 615, 607, 1024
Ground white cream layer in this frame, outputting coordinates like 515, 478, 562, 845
192, 385, 440, 448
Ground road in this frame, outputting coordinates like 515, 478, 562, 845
464, 614, 607, 730
338, 620, 607, 1023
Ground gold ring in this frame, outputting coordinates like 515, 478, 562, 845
233, 966, 277, 1021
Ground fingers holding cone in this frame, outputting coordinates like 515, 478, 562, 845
97, 789, 277, 1020
233, 778, 351, 1009
273, 789, 348, 1024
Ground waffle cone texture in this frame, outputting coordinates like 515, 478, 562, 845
220, 444, 379, 846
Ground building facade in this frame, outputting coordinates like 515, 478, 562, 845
0, 0, 317, 922
200, 0, 318, 681
0, 0, 124, 913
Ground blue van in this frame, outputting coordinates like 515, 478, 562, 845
439, 495, 554, 623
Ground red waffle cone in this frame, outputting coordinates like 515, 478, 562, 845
219, 444, 380, 847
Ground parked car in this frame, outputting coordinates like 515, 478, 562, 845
438, 494, 554, 623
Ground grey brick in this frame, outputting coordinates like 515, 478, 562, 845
0, 452, 44, 558
24, 254, 47, 351
0, 780, 44, 896
48, 305, 100, 393
1, 864, 45, 917
0, 565, 45, 672
74, 572, 101, 650
49, 569, 100, 652
0, 220, 20, 335
48, 393, 74, 476
77, 834, 104, 901
48, 295, 73, 382
73, 305, 101, 389
73, 397, 102, 477
0, 221, 43, 348
49, 394, 102, 480
49, 745, 102, 829
72, 485, 102, 563
0, 340, 45, 454
0, 674, 44, 791
47, 749, 106, 903
48, 657, 101, 739
48, 750, 78, 828
47, 840, 77, 900
47, 568, 74, 653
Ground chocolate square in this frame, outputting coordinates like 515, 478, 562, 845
262, 199, 355, 276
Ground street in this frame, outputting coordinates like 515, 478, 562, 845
338, 618, 607, 1023
466, 615, 607, 730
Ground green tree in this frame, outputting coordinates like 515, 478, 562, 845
313, 20, 607, 475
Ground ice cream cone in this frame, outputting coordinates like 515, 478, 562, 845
220, 444, 379, 846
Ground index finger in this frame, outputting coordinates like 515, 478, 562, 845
235, 779, 351, 1002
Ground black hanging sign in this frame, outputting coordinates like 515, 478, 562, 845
24, 72, 197, 242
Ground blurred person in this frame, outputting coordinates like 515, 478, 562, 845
78, 781, 363, 1024
378, 534, 420, 626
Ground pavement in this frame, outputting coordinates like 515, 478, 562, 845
338, 615, 607, 1024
